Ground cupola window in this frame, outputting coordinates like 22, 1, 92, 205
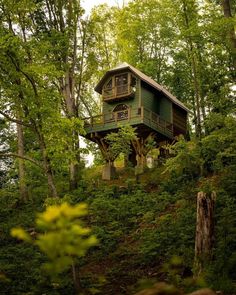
115, 74, 128, 96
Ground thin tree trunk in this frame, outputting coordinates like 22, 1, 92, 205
62, 69, 81, 191
37, 132, 58, 198
182, 0, 202, 138
194, 191, 216, 277
221, 0, 236, 71
71, 262, 83, 295
16, 120, 28, 202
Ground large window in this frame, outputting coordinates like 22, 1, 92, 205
115, 74, 128, 96
115, 74, 128, 86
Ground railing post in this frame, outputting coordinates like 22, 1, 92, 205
141, 106, 144, 120
128, 108, 131, 121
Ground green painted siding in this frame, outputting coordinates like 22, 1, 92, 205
157, 96, 172, 122
141, 87, 156, 113
141, 85, 172, 122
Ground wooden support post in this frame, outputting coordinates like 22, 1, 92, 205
141, 106, 144, 120
102, 161, 116, 180
194, 191, 216, 277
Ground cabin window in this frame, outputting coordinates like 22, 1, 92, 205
104, 78, 112, 89
131, 75, 136, 86
115, 74, 128, 86
113, 104, 129, 120
103, 78, 113, 97
115, 74, 128, 96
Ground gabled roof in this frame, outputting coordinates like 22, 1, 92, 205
95, 62, 190, 112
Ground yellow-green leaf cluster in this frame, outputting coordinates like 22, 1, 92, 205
11, 202, 97, 276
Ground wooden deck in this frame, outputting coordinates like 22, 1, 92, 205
84, 107, 174, 139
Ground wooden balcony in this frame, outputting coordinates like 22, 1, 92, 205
84, 107, 174, 139
102, 83, 135, 101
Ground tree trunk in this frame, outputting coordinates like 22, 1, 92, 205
69, 134, 82, 190
16, 121, 28, 202
62, 70, 81, 191
128, 148, 137, 167
182, 0, 202, 138
71, 262, 83, 295
131, 133, 155, 175
38, 133, 58, 198
194, 191, 216, 277
221, 0, 236, 71
135, 154, 146, 175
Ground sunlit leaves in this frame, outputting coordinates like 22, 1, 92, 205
11, 227, 32, 243
105, 125, 137, 161
11, 202, 97, 276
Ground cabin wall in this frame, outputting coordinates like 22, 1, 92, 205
141, 83, 172, 123
141, 87, 158, 113
172, 105, 187, 136
157, 96, 172, 123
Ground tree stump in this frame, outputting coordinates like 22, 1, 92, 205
194, 191, 216, 276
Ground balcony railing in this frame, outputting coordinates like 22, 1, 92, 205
102, 83, 134, 100
84, 107, 173, 137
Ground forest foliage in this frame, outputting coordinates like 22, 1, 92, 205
0, 0, 235, 294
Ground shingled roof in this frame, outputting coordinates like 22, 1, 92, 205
95, 62, 190, 112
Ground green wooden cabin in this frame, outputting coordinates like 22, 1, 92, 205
85, 62, 189, 143
84, 63, 189, 179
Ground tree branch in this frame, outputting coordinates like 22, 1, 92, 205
0, 153, 43, 168
0, 110, 32, 128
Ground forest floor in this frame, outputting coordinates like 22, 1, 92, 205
1, 165, 235, 294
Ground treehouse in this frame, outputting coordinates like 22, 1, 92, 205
84, 62, 189, 179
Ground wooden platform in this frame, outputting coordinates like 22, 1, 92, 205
84, 106, 174, 142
